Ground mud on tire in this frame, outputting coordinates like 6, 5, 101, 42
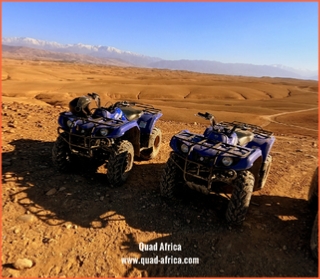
226, 170, 255, 225
105, 140, 134, 187
140, 127, 162, 160
160, 152, 184, 199
52, 132, 73, 172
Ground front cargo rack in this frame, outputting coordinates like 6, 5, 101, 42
174, 132, 253, 158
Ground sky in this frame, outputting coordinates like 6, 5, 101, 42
2, 2, 318, 71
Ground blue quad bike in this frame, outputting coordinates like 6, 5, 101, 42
160, 112, 275, 224
52, 93, 163, 187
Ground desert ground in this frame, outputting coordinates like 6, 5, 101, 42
1, 58, 319, 277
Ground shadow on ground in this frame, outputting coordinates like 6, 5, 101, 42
2, 138, 318, 277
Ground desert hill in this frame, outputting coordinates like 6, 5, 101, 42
1, 58, 319, 277
2, 58, 318, 126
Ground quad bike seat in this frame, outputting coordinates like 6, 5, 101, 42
121, 107, 143, 121
235, 129, 254, 146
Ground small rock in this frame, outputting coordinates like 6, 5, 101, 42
100, 196, 104, 201
58, 187, 66, 192
296, 149, 303, 153
63, 223, 72, 229
42, 238, 52, 244
120, 245, 129, 250
13, 258, 34, 270
17, 214, 35, 223
46, 188, 57, 196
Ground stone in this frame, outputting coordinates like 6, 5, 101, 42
63, 223, 72, 229
46, 188, 57, 196
13, 258, 34, 270
17, 214, 36, 223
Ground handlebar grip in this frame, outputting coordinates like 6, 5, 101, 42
197, 112, 206, 117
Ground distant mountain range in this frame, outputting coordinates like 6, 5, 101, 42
2, 37, 318, 80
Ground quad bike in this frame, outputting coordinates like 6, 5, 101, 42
308, 166, 318, 259
52, 93, 162, 187
160, 112, 275, 224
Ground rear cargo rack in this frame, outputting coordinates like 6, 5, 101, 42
118, 102, 161, 114
174, 132, 253, 158
220, 121, 273, 138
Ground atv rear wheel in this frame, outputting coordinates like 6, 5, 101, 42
226, 170, 255, 224
52, 133, 73, 172
160, 153, 184, 199
140, 127, 162, 160
105, 140, 134, 187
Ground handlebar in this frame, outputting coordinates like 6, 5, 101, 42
87, 92, 101, 108
196, 112, 213, 120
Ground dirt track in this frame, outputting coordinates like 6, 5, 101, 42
1, 100, 318, 277
262, 107, 318, 132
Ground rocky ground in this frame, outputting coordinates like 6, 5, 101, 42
1, 101, 318, 277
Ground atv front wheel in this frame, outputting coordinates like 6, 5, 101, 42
160, 153, 184, 199
258, 155, 272, 189
105, 140, 134, 187
308, 167, 318, 210
226, 170, 255, 224
140, 127, 162, 160
310, 212, 318, 259
52, 133, 73, 172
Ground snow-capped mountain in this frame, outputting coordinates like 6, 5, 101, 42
2, 37, 318, 80
2, 37, 162, 66
271, 64, 318, 79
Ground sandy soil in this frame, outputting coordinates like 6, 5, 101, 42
1, 58, 319, 277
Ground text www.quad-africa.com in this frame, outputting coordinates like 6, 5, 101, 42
121, 255, 199, 265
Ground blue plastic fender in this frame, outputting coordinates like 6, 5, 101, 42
105, 121, 140, 138
138, 112, 163, 134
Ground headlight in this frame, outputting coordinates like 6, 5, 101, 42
66, 120, 73, 127
222, 157, 233, 166
100, 129, 109, 136
180, 143, 189, 153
